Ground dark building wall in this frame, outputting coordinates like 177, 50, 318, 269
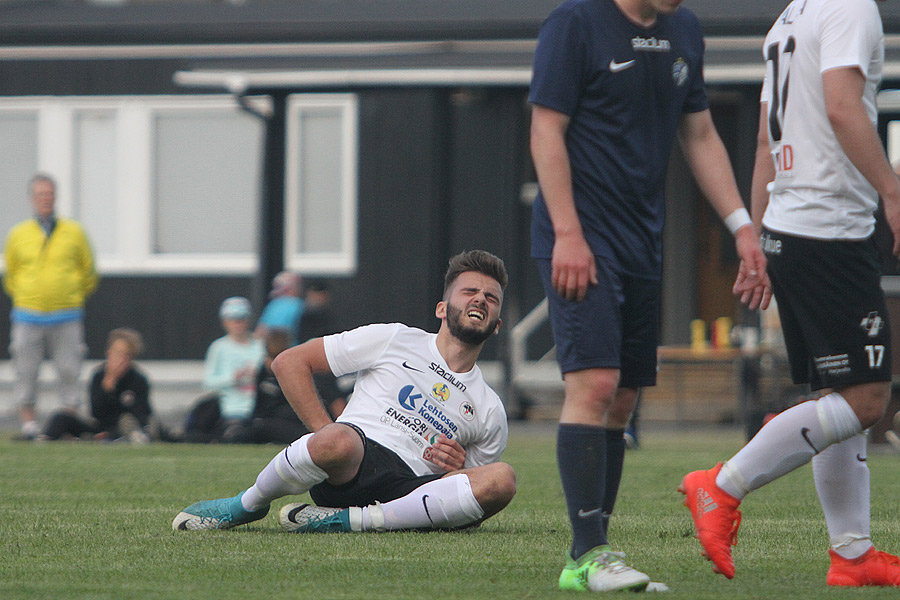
0, 85, 537, 361
0, 277, 253, 360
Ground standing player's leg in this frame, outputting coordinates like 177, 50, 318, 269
681, 232, 899, 582
815, 392, 900, 587
536, 258, 652, 592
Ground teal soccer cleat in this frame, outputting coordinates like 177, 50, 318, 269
278, 503, 363, 533
172, 491, 269, 530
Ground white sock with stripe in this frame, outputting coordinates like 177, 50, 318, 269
359, 474, 484, 531
241, 434, 327, 511
717, 393, 861, 499
813, 433, 872, 559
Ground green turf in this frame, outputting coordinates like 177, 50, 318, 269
2, 426, 900, 599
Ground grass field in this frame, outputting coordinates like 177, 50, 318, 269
3, 424, 900, 599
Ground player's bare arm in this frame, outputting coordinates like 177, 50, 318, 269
270, 337, 334, 432
530, 104, 598, 302
750, 103, 774, 233
740, 101, 779, 311
678, 109, 771, 309
823, 66, 900, 256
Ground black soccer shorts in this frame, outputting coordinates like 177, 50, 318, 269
309, 422, 443, 508
763, 228, 892, 390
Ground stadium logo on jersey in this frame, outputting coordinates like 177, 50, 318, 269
431, 383, 450, 403
429, 362, 467, 392
860, 312, 884, 338
460, 401, 476, 421
632, 36, 671, 52
398, 384, 423, 410
672, 58, 689, 87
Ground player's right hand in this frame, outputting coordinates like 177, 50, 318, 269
551, 233, 598, 302
428, 434, 466, 472
733, 259, 772, 311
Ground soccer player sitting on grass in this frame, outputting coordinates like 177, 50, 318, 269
173, 250, 516, 533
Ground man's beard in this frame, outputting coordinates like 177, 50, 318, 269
446, 303, 498, 346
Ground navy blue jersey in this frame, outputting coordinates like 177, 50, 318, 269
529, 0, 708, 277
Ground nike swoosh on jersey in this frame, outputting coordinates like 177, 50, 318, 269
609, 59, 636, 73
401, 360, 424, 372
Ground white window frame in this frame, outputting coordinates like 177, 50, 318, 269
141, 95, 265, 273
0, 94, 360, 277
284, 93, 358, 275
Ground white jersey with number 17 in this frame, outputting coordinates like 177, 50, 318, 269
760, 0, 884, 239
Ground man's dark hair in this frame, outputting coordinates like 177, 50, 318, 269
29, 172, 56, 193
443, 250, 508, 298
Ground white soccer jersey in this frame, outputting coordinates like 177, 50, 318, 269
760, 0, 884, 239
323, 323, 508, 476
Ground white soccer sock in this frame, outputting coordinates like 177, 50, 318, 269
241, 434, 328, 512
22, 420, 40, 437
813, 433, 872, 560
717, 393, 861, 499
359, 474, 484, 531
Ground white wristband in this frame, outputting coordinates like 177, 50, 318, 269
724, 207, 752, 235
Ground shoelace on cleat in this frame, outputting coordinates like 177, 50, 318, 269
589, 552, 635, 574
194, 505, 233, 529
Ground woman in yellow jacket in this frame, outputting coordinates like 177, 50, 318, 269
3, 173, 98, 439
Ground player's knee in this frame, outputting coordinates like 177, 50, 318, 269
854, 400, 889, 430
307, 424, 362, 466
840, 383, 891, 429
483, 462, 517, 506
564, 369, 619, 413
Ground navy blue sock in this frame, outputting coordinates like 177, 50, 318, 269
602, 428, 626, 539
557, 423, 607, 560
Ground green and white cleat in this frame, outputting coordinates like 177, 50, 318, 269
558, 546, 651, 592
278, 503, 363, 533
172, 492, 268, 530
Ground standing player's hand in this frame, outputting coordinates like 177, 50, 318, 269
732, 227, 771, 310
427, 434, 466, 472
551, 232, 598, 302
733, 260, 772, 310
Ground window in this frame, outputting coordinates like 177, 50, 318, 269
151, 101, 262, 261
0, 108, 39, 239
285, 94, 358, 274
0, 94, 359, 275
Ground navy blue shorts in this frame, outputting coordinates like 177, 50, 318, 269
309, 423, 443, 508
536, 257, 660, 388
763, 228, 892, 390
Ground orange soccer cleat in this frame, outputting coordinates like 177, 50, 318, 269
678, 463, 742, 579
827, 548, 900, 587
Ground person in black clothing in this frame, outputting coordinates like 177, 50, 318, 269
42, 328, 155, 443
223, 329, 311, 444
298, 279, 347, 417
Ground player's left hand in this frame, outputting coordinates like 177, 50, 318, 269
428, 434, 466, 472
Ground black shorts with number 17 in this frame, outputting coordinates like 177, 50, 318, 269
763, 227, 892, 391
